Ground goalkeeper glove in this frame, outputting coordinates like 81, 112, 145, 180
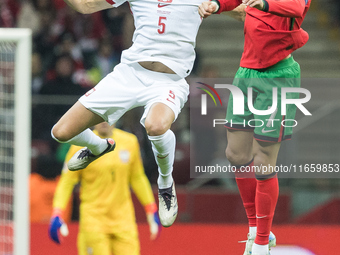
48, 208, 69, 244
145, 203, 161, 240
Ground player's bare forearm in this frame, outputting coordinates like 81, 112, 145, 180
63, 0, 113, 14
223, 4, 246, 22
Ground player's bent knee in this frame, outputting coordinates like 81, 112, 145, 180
51, 125, 71, 143
225, 147, 251, 166
145, 121, 169, 136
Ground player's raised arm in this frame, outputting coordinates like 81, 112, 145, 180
63, 0, 114, 14
242, 0, 307, 18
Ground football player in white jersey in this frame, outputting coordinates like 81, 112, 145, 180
51, 0, 242, 227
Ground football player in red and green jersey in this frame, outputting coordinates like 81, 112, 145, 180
199, 1, 311, 254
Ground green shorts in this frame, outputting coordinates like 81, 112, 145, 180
225, 57, 301, 142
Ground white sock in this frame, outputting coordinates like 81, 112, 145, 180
148, 130, 175, 189
252, 243, 269, 255
51, 127, 108, 155
249, 226, 257, 239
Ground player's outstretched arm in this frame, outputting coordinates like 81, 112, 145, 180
63, 0, 113, 14
223, 4, 246, 22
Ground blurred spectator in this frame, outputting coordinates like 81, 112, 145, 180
60, 7, 105, 41
30, 154, 72, 223
0, 0, 20, 27
32, 54, 87, 139
51, 33, 96, 87
87, 39, 120, 84
33, 9, 61, 73
31, 52, 44, 94
18, 0, 60, 36
55, 7, 106, 55
101, 4, 132, 52
52, 0, 67, 10
32, 0, 54, 11
54, 33, 84, 70
17, 1, 40, 34
39, 54, 86, 96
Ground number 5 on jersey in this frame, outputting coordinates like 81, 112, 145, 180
158, 17, 167, 34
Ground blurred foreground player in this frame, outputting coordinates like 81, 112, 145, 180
199, 0, 311, 254
50, 0, 207, 227
49, 123, 161, 255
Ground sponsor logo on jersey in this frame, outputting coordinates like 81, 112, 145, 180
158, 3, 170, 7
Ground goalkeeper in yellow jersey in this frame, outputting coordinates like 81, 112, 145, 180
48, 122, 161, 255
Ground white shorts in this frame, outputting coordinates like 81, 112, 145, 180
79, 62, 189, 126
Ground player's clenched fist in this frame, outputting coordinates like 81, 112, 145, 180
199, 1, 218, 18
242, 0, 264, 10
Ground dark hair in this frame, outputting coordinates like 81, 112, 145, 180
36, 155, 62, 179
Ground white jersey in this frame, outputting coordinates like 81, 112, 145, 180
108, 0, 203, 78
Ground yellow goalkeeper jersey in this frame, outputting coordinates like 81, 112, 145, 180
53, 128, 155, 234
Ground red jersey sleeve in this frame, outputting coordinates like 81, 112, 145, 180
265, 0, 307, 18
215, 0, 242, 13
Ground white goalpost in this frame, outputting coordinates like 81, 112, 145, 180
0, 28, 32, 255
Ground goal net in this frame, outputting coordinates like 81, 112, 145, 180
0, 28, 31, 255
